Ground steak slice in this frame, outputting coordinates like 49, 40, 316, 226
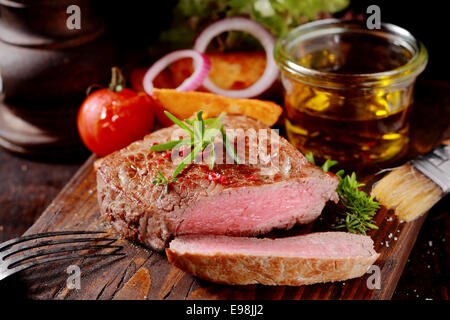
166, 232, 379, 285
97, 114, 339, 251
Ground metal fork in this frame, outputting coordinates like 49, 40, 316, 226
0, 231, 125, 281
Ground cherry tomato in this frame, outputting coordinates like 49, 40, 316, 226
77, 88, 155, 156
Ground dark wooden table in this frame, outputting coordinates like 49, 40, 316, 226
0, 78, 448, 300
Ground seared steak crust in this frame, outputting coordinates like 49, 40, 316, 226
97, 115, 338, 251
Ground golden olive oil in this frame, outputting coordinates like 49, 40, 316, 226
281, 35, 416, 167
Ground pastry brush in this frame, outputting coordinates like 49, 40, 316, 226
372, 141, 449, 222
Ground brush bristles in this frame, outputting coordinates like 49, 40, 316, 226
371, 164, 443, 222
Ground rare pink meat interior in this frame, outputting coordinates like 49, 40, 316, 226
166, 232, 379, 285
169, 232, 378, 258
97, 114, 339, 251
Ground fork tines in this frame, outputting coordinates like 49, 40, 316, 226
0, 231, 125, 281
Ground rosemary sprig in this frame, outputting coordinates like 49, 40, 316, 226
305, 152, 380, 235
151, 110, 240, 178
152, 170, 178, 194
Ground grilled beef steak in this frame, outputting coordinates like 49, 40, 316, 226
97, 115, 339, 251
166, 232, 379, 285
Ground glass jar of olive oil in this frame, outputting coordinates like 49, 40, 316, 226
274, 19, 428, 167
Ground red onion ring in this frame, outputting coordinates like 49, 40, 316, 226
143, 49, 211, 95
194, 17, 279, 98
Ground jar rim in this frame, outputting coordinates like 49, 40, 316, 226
274, 19, 428, 88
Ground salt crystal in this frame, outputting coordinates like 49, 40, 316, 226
428, 241, 433, 247
387, 217, 392, 221
385, 242, 389, 248
388, 233, 393, 238
394, 237, 398, 241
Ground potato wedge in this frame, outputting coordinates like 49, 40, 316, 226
152, 88, 283, 126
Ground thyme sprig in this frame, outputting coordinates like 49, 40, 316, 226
305, 152, 380, 235
151, 110, 240, 179
152, 170, 178, 194
334, 172, 380, 234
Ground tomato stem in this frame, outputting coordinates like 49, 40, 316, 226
108, 67, 125, 92
85, 83, 104, 96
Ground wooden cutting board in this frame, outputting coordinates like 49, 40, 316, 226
17, 154, 427, 300
17, 78, 449, 300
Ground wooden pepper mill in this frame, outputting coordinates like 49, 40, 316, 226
0, 0, 120, 157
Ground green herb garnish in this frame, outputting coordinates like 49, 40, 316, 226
320, 159, 338, 173
151, 111, 239, 178
305, 152, 380, 235
152, 170, 178, 194
305, 151, 316, 165
305, 152, 342, 174
334, 173, 380, 235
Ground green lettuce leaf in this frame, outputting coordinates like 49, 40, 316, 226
161, 0, 350, 47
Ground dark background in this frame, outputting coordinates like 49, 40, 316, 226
96, 0, 448, 81
348, 0, 447, 80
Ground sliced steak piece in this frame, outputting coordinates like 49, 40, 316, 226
166, 232, 379, 286
97, 114, 339, 251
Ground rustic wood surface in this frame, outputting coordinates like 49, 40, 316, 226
0, 78, 448, 300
